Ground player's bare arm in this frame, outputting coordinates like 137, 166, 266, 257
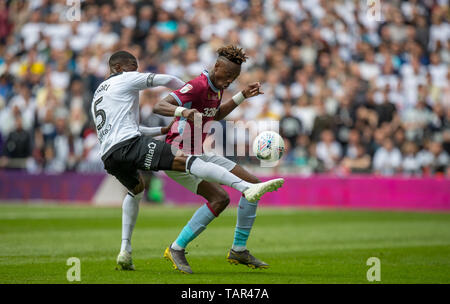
153, 94, 202, 122
214, 82, 264, 121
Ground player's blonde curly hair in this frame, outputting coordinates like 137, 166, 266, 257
217, 45, 248, 65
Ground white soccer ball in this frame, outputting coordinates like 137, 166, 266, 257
252, 131, 285, 162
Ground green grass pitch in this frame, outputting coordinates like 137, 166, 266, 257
0, 203, 449, 284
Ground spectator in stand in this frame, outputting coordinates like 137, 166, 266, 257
0, 0, 447, 177
291, 134, 311, 172
280, 102, 302, 149
307, 142, 324, 173
311, 98, 335, 141
401, 141, 421, 176
428, 52, 448, 89
376, 88, 398, 127
92, 22, 119, 51
345, 129, 361, 159
7, 82, 36, 132
418, 141, 449, 176
42, 143, 64, 174
316, 129, 342, 172
341, 144, 371, 174
402, 99, 435, 142
53, 109, 83, 172
1, 114, 31, 169
64, 78, 92, 119
373, 138, 402, 176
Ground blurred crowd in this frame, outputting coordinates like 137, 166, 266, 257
0, 0, 449, 177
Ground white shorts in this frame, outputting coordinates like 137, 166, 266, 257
165, 153, 237, 194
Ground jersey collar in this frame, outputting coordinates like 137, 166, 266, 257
202, 70, 219, 93
107, 72, 123, 80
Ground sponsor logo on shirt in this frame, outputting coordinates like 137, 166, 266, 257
180, 84, 193, 94
144, 142, 157, 170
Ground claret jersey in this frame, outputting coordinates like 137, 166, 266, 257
165, 70, 223, 154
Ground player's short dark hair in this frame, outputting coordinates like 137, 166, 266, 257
109, 51, 137, 67
217, 45, 248, 65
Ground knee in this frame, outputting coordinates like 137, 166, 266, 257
211, 192, 230, 210
131, 179, 145, 195
219, 194, 230, 208
172, 155, 187, 171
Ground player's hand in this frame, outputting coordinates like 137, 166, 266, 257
161, 118, 176, 134
182, 108, 203, 124
242, 82, 264, 98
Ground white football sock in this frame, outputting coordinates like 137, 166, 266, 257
232, 245, 247, 252
120, 191, 143, 253
171, 241, 183, 251
187, 156, 252, 193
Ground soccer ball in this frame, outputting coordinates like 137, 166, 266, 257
252, 131, 285, 162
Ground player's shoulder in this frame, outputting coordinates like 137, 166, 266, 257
120, 71, 144, 79
178, 73, 208, 94
190, 73, 208, 86
93, 76, 115, 97
97, 72, 128, 87
111, 71, 152, 82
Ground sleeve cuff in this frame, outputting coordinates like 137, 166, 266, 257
170, 92, 183, 106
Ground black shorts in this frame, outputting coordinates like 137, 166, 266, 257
102, 135, 175, 191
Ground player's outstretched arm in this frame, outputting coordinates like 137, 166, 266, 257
214, 82, 263, 121
139, 119, 175, 136
153, 95, 202, 122
139, 125, 163, 136
151, 74, 185, 90
161, 118, 176, 134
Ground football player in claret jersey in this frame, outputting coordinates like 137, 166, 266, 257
92, 51, 284, 271
154, 45, 284, 274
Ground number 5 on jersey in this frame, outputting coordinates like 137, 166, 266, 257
94, 97, 106, 130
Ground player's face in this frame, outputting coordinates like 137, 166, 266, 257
213, 61, 241, 90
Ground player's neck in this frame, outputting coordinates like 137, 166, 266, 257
208, 69, 219, 89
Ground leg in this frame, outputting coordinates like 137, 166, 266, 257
227, 164, 269, 268
230, 165, 261, 184
163, 173, 230, 274
229, 165, 259, 251
121, 174, 144, 252
129, 136, 265, 194
171, 153, 251, 192
172, 153, 283, 202
161, 148, 283, 272
197, 181, 230, 215
106, 165, 144, 270
192, 156, 263, 253
171, 181, 229, 250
